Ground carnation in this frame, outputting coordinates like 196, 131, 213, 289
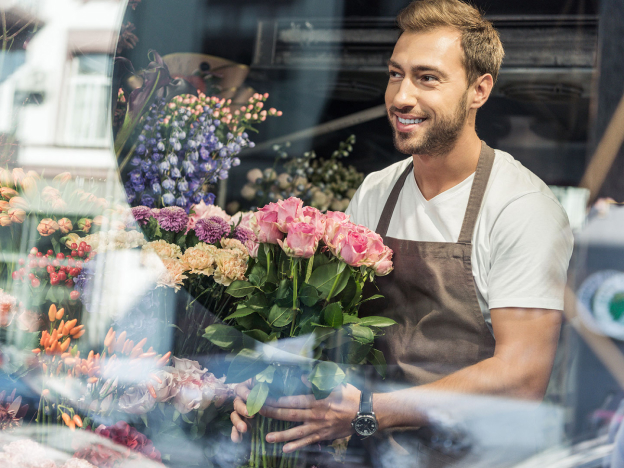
155, 206, 189, 232
143, 239, 182, 260
131, 205, 153, 226
213, 250, 247, 286
221, 238, 249, 259
156, 258, 187, 291
194, 216, 230, 244
180, 243, 218, 276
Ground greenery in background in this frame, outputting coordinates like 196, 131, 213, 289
241, 135, 364, 213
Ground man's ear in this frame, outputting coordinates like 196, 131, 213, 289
470, 74, 494, 110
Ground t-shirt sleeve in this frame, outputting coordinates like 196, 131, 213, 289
487, 192, 573, 311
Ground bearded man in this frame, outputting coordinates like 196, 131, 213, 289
230, 0, 574, 464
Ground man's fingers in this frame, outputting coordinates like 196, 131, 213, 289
233, 396, 250, 418
235, 380, 252, 400
231, 425, 242, 443
266, 422, 316, 444
283, 433, 322, 453
265, 393, 317, 409
260, 405, 317, 422
230, 410, 248, 434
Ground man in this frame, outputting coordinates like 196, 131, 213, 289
230, 0, 573, 460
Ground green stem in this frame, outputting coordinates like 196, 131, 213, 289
304, 256, 314, 283
325, 272, 342, 304
260, 416, 268, 468
250, 418, 256, 467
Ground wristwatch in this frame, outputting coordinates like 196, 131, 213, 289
351, 390, 378, 438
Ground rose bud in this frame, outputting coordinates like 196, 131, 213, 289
76, 218, 92, 233
0, 187, 18, 199
37, 218, 60, 236
57, 218, 73, 234
0, 200, 9, 212
53, 172, 72, 185
12, 168, 26, 186
8, 208, 26, 224
8, 196, 28, 210
0, 213, 11, 227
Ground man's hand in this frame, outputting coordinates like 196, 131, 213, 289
229, 379, 361, 453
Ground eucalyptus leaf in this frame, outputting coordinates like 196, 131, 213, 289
225, 280, 256, 298
226, 349, 268, 384
358, 316, 397, 328
267, 305, 294, 328
348, 324, 374, 344
203, 324, 241, 349
322, 303, 343, 329
246, 382, 269, 417
367, 348, 387, 378
308, 361, 345, 394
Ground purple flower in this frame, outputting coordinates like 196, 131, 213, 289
163, 193, 175, 205
132, 205, 154, 226
234, 226, 254, 244
141, 193, 155, 207
156, 206, 189, 232
194, 216, 230, 244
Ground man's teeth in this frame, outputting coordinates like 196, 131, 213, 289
397, 116, 424, 125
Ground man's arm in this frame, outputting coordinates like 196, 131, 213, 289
231, 306, 562, 451
374, 306, 562, 429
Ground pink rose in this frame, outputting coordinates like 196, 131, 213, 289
275, 197, 304, 232
231, 211, 254, 231
335, 228, 369, 266
359, 228, 385, 267
373, 247, 394, 276
251, 202, 283, 244
302, 206, 326, 241
323, 211, 350, 248
245, 240, 259, 258
277, 221, 317, 258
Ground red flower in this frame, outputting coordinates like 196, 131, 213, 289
74, 421, 161, 467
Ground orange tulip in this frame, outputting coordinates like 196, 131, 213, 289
0, 213, 11, 227
8, 208, 25, 224
0, 187, 18, 199
37, 218, 59, 236
53, 172, 72, 185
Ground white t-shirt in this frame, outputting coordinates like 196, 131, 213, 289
346, 149, 574, 328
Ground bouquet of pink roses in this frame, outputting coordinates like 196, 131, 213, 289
203, 197, 395, 467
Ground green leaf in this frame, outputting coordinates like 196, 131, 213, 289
246, 382, 269, 417
308, 361, 345, 396
299, 283, 320, 307
367, 348, 387, 378
342, 315, 360, 324
308, 263, 349, 299
267, 304, 294, 328
246, 293, 269, 311
236, 313, 271, 333
312, 252, 331, 270
358, 316, 397, 328
186, 231, 200, 248
322, 303, 343, 328
202, 324, 241, 349
242, 329, 270, 343
275, 279, 293, 307
226, 349, 268, 384
175, 234, 187, 250
343, 341, 372, 364
337, 275, 357, 307
349, 324, 374, 344
225, 280, 256, 298
224, 307, 256, 320
360, 294, 384, 304
256, 365, 276, 383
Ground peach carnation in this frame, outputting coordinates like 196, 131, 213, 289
142, 240, 182, 260
180, 243, 218, 276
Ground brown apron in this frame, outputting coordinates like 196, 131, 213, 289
360, 142, 497, 467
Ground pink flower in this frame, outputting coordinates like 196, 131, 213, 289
373, 247, 394, 276
335, 227, 369, 266
275, 197, 304, 232
323, 211, 350, 248
245, 240, 259, 258
187, 200, 231, 232
11, 168, 25, 186
277, 221, 317, 258
58, 217, 73, 234
251, 202, 283, 244
231, 211, 254, 231
302, 206, 326, 241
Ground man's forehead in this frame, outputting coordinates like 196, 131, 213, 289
390, 27, 463, 71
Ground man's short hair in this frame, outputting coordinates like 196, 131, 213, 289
396, 0, 504, 85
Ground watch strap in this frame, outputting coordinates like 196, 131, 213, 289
360, 390, 373, 414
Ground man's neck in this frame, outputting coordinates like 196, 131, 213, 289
412, 131, 482, 201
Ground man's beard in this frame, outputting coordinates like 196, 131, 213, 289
388, 91, 469, 158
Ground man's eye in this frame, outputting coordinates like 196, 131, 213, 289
422, 75, 438, 82
388, 71, 402, 78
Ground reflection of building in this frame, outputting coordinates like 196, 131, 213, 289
0, 0, 124, 178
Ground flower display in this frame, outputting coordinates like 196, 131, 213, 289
242, 135, 364, 212
154, 206, 188, 232
194, 216, 230, 244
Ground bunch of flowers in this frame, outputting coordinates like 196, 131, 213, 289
241, 135, 364, 212
0, 389, 28, 431
204, 197, 395, 467
121, 90, 281, 211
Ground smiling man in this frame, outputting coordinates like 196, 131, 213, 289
230, 0, 574, 464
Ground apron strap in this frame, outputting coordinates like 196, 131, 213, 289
375, 141, 496, 242
457, 142, 495, 244
376, 161, 414, 237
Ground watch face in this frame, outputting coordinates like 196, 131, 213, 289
354, 414, 378, 437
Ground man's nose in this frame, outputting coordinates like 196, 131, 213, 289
393, 78, 418, 110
